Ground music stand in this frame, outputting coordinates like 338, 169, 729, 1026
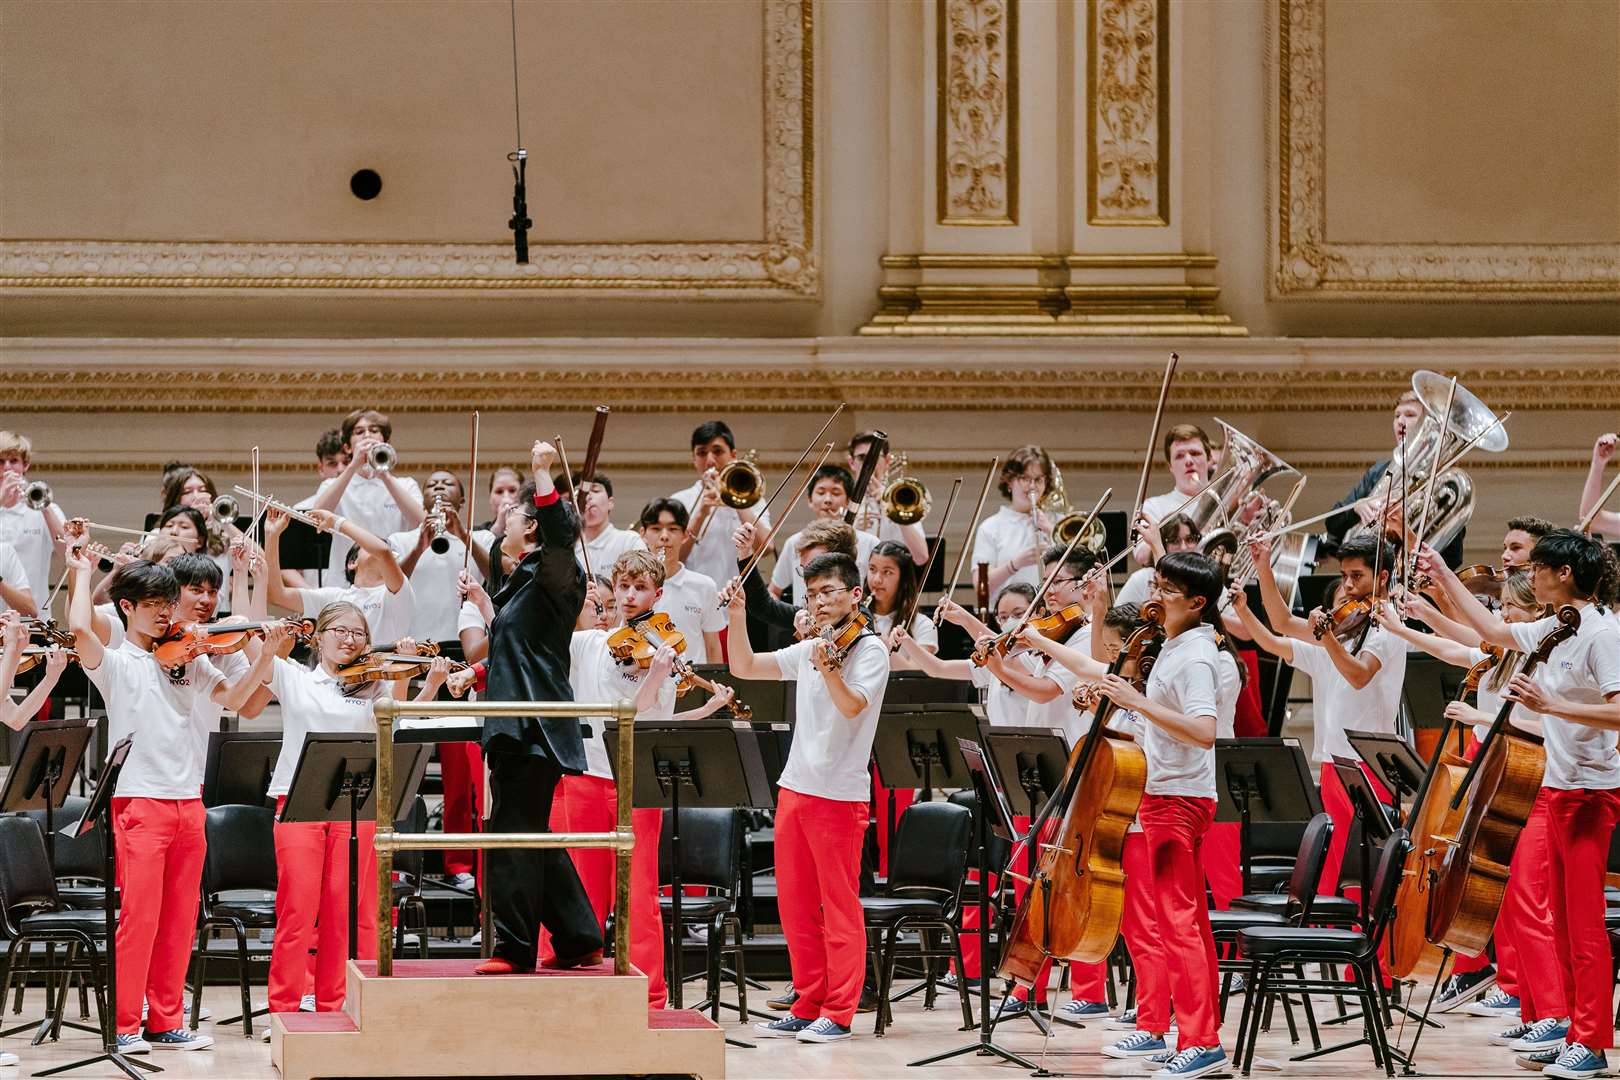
882, 673, 978, 707
36, 736, 157, 1080
201, 731, 281, 808
1401, 653, 1467, 754
279, 734, 430, 961
276, 519, 332, 576
1213, 738, 1322, 895
872, 704, 985, 874
1330, 757, 1394, 919
1346, 732, 1425, 820
604, 718, 771, 1035
982, 726, 1071, 906
0, 718, 92, 866
908, 737, 1037, 1070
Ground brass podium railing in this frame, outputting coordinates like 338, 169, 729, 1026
370, 698, 638, 977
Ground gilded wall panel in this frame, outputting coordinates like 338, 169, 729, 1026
937, 0, 1018, 225
1087, 0, 1168, 226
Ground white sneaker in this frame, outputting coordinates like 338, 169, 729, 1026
449, 872, 476, 891
0, 1050, 18, 1066
299, 994, 316, 1012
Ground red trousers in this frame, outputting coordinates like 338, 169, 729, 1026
112, 798, 206, 1035
268, 797, 378, 1013
776, 789, 868, 1027
999, 818, 1107, 1004
1233, 648, 1267, 739
1317, 761, 1390, 899
870, 767, 915, 880
957, 813, 1031, 981
1491, 790, 1565, 1020
1547, 788, 1620, 1049
546, 775, 666, 1008
1202, 821, 1242, 909
438, 741, 485, 879
1446, 736, 1492, 977
1139, 795, 1221, 1051
1123, 830, 1177, 1033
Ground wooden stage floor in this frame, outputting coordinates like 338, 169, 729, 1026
3, 978, 1558, 1078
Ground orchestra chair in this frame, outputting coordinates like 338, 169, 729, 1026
190, 804, 277, 1038
20, 796, 104, 1028
1231, 829, 1410, 1078
657, 807, 750, 1023
862, 800, 973, 1037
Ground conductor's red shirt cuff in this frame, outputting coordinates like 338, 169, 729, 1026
533, 489, 561, 508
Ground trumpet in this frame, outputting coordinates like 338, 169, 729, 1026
209, 494, 239, 529
365, 442, 397, 474
24, 481, 52, 512
231, 487, 326, 531
427, 496, 451, 555
880, 454, 931, 525
1038, 463, 1106, 553
716, 451, 763, 509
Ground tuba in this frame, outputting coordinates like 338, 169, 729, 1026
716, 451, 763, 509
1039, 464, 1107, 553
1390, 371, 1506, 553
880, 454, 931, 525
1194, 419, 1297, 562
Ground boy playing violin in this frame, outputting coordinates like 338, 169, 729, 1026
562, 549, 736, 1007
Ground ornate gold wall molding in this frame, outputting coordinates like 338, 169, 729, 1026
937, 0, 1018, 225
1269, 0, 1619, 300
0, 2, 815, 299
1087, 0, 1168, 226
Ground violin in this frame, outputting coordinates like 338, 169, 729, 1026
1457, 564, 1507, 601
970, 603, 1087, 667
151, 618, 314, 672
814, 610, 871, 673
1426, 606, 1577, 960
605, 612, 752, 718
23, 618, 75, 649
1386, 648, 1497, 982
1311, 595, 1375, 646
999, 600, 1165, 987
14, 644, 80, 675
334, 641, 463, 686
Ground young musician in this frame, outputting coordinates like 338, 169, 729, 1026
309, 408, 425, 581
1086, 552, 1235, 1078
1578, 432, 1619, 539
672, 421, 769, 591
222, 607, 447, 1029
266, 507, 416, 644
155, 506, 207, 554
388, 470, 493, 643
1, 612, 68, 730
846, 432, 929, 563
729, 553, 889, 1044
314, 428, 347, 480
0, 430, 67, 614
65, 553, 271, 1053
0, 540, 36, 617
567, 470, 644, 571
771, 464, 880, 605
972, 446, 1053, 592
863, 541, 937, 670
1234, 528, 1406, 895
479, 466, 523, 533
1420, 531, 1620, 1080
730, 517, 854, 642
1119, 513, 1202, 607
444, 442, 602, 976
638, 499, 725, 663
905, 587, 1039, 730
561, 550, 736, 1007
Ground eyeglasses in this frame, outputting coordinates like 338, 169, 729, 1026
323, 627, 367, 642
1148, 579, 1187, 599
805, 586, 851, 603
1049, 576, 1086, 588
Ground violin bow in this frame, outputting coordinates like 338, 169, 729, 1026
553, 433, 598, 613
695, 402, 847, 544
1409, 376, 1458, 557
1580, 469, 1620, 535
1131, 352, 1179, 525
893, 476, 962, 651
936, 456, 1000, 619
463, 411, 481, 575
719, 442, 839, 608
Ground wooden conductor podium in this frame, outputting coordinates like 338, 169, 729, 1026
270, 699, 725, 1080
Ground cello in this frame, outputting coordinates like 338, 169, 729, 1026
1386, 648, 1497, 981
1425, 606, 1579, 957
997, 601, 1164, 984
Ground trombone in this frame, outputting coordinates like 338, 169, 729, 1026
1037, 463, 1106, 552
716, 451, 763, 509
880, 454, 931, 525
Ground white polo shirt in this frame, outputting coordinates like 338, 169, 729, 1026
0, 541, 31, 614
668, 479, 771, 594
1022, 625, 1090, 747
264, 657, 391, 798
870, 610, 939, 652
84, 642, 225, 800
568, 629, 677, 780
0, 502, 54, 610
1290, 625, 1407, 766
1117, 567, 1153, 609
652, 565, 725, 665
300, 581, 416, 646
575, 526, 645, 576
773, 632, 891, 803
971, 663, 1028, 728
1509, 607, 1620, 790
191, 650, 249, 757
315, 472, 422, 580
385, 528, 491, 643
972, 506, 1041, 588
771, 526, 880, 606
1141, 625, 1223, 798
1140, 490, 1195, 526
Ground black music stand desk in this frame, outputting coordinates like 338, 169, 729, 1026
873, 704, 985, 877
201, 730, 282, 809
1346, 732, 1424, 819
0, 718, 92, 866
1213, 738, 1322, 895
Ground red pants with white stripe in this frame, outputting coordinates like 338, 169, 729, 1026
112, 797, 206, 1035
1004, 820, 1108, 1005
1490, 789, 1565, 1020
438, 741, 485, 879
1122, 830, 1177, 1033
547, 775, 666, 1008
1139, 794, 1221, 1051
776, 789, 869, 1027
1546, 787, 1620, 1050
268, 797, 378, 1013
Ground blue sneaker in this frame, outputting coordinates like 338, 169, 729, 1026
1435, 966, 1496, 1012
115, 1033, 150, 1055
1511, 1020, 1571, 1054
796, 1017, 852, 1043
145, 1028, 213, 1051
1518, 1046, 1561, 1072
994, 996, 1029, 1022
1544, 1043, 1610, 1080
753, 1016, 814, 1038
1054, 998, 1109, 1028
1493, 1021, 1537, 1047
1152, 1046, 1228, 1079
1102, 1030, 1170, 1059
1469, 986, 1522, 1019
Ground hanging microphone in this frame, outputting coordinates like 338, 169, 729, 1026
508, 148, 531, 265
